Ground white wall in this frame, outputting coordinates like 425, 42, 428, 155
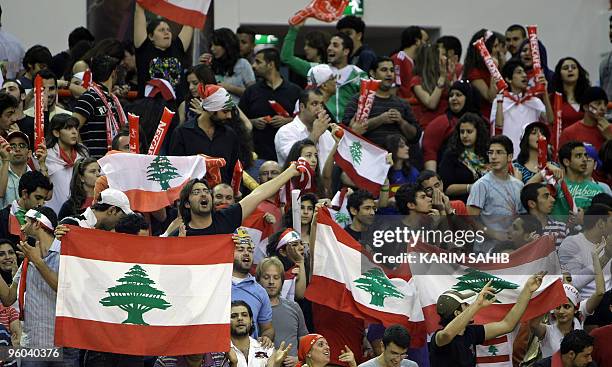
216, 0, 610, 80
2, 0, 608, 80
2, 0, 86, 55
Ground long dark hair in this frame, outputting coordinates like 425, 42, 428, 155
413, 43, 441, 94
516, 122, 549, 166
226, 107, 254, 169
63, 157, 98, 218
184, 64, 217, 110
384, 135, 413, 181
551, 57, 591, 103
211, 28, 241, 77
447, 112, 490, 159
45, 114, 89, 156
462, 29, 497, 80
305, 30, 330, 64
283, 139, 324, 197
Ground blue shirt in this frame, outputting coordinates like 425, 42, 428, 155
231, 274, 272, 337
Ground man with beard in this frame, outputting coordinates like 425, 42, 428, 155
256, 257, 308, 363
342, 57, 420, 150
232, 231, 275, 346
240, 48, 301, 162
229, 300, 291, 367
170, 84, 241, 183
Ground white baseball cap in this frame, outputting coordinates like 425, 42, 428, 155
99, 188, 133, 215
307, 64, 335, 88
563, 283, 580, 307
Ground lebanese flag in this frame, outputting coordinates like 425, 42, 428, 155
8, 201, 24, 237
55, 226, 233, 356
334, 129, 390, 195
98, 153, 206, 213
243, 208, 275, 264
408, 236, 566, 367
137, 0, 211, 28
305, 207, 426, 346
328, 187, 352, 227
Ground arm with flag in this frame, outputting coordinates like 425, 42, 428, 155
134, 1, 198, 45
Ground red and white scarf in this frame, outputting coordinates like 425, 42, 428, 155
90, 83, 127, 150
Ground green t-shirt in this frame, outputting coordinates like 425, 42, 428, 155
551, 179, 604, 219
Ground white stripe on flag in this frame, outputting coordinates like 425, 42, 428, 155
315, 224, 424, 321
336, 130, 390, 185
56, 256, 231, 326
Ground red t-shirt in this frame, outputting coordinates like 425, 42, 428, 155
467, 67, 492, 120
591, 325, 612, 367
409, 76, 448, 129
549, 94, 584, 131
422, 114, 458, 162
559, 120, 610, 151
312, 303, 364, 366
391, 51, 414, 99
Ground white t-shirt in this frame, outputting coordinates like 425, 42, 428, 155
232, 337, 274, 367
540, 301, 591, 358
490, 94, 546, 159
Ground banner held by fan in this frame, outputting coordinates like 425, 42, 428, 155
128, 113, 140, 154
34, 75, 45, 150
289, 0, 349, 26
552, 92, 562, 161
526, 25, 545, 96
137, 0, 212, 29
473, 37, 507, 92
148, 107, 175, 155
231, 160, 243, 197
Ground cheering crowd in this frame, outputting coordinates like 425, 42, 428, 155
0, 2, 611, 367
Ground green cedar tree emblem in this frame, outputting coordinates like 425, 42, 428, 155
100, 265, 171, 325
354, 268, 404, 307
334, 211, 351, 226
146, 155, 181, 190
223, 92, 235, 110
350, 141, 363, 165
451, 269, 519, 300
488, 345, 498, 356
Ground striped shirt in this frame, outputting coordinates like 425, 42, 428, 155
74, 85, 123, 158
0, 304, 18, 332
12, 239, 61, 347
543, 218, 570, 249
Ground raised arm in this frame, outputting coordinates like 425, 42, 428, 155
484, 272, 545, 340
239, 164, 300, 220
280, 25, 313, 77
585, 249, 606, 315
178, 26, 194, 52
134, 2, 148, 48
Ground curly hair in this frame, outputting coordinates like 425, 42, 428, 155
447, 112, 490, 159
462, 29, 497, 80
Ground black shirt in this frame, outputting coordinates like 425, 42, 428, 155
438, 151, 482, 202
73, 85, 124, 158
0, 206, 21, 245
429, 324, 485, 367
135, 38, 186, 97
168, 118, 241, 184
344, 225, 362, 242
238, 79, 302, 161
172, 203, 243, 236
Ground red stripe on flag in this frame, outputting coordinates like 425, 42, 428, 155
122, 178, 189, 213
61, 226, 233, 265
55, 317, 228, 356
137, 0, 207, 28
421, 281, 566, 333
411, 235, 556, 270
8, 214, 21, 236
305, 275, 426, 348
334, 152, 383, 196
316, 208, 362, 252
476, 355, 510, 364
481, 335, 508, 346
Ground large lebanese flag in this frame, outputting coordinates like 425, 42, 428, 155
334, 129, 390, 195
55, 226, 233, 356
408, 236, 566, 367
305, 207, 426, 346
137, 0, 211, 28
98, 153, 206, 213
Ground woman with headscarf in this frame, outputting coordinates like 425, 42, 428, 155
295, 334, 356, 367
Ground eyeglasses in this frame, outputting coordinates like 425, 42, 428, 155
10, 143, 28, 150
190, 188, 211, 196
